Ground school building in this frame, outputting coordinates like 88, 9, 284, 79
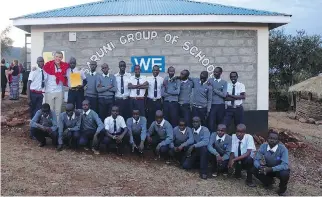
11, 0, 291, 134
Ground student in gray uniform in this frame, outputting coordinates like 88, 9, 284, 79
162, 66, 181, 127
126, 109, 147, 155
168, 119, 194, 164
84, 61, 98, 112
208, 124, 232, 177
30, 103, 58, 148
207, 67, 227, 132
57, 103, 81, 151
253, 130, 290, 196
182, 116, 210, 180
79, 100, 105, 154
96, 63, 117, 121
191, 71, 212, 126
147, 110, 173, 160
178, 70, 193, 127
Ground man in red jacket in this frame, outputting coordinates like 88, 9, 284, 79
43, 51, 69, 121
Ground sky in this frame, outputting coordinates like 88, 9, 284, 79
1, 0, 321, 47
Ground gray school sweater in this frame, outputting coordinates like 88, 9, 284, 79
162, 76, 181, 102
147, 120, 173, 146
192, 126, 210, 148
170, 126, 194, 148
207, 132, 232, 160
58, 111, 81, 145
79, 109, 104, 134
191, 78, 213, 112
207, 78, 227, 104
85, 72, 98, 98
178, 80, 193, 104
254, 143, 289, 172
96, 74, 117, 98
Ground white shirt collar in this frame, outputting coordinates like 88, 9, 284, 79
156, 119, 165, 127
214, 78, 221, 82
116, 72, 130, 76
83, 109, 91, 115
267, 144, 278, 152
133, 117, 140, 124
90, 71, 96, 75
135, 76, 142, 80
168, 76, 175, 81
180, 128, 187, 134
193, 126, 202, 134
181, 79, 188, 83
216, 134, 226, 142
102, 73, 110, 78
67, 112, 76, 120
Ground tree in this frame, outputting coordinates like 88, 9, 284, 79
269, 30, 322, 93
269, 30, 322, 110
1, 26, 13, 56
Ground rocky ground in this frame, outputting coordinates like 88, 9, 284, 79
1, 97, 322, 196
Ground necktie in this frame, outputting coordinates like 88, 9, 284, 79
91, 73, 94, 76
231, 85, 236, 106
154, 77, 157, 98
113, 119, 117, 133
69, 116, 72, 121
71, 69, 73, 73
83, 113, 87, 117
238, 141, 242, 156
136, 78, 140, 95
41, 70, 45, 88
121, 75, 124, 94
135, 121, 138, 125
217, 139, 222, 143
269, 150, 274, 154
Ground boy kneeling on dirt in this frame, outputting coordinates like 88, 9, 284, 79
57, 103, 81, 151
168, 119, 194, 164
228, 124, 256, 187
252, 130, 290, 196
30, 103, 58, 148
100, 105, 129, 156
147, 110, 173, 161
79, 100, 104, 154
182, 116, 210, 180
126, 109, 147, 156
208, 124, 232, 177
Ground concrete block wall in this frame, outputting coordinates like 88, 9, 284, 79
43, 30, 257, 110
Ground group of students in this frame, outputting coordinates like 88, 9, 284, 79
31, 102, 290, 196
27, 51, 290, 195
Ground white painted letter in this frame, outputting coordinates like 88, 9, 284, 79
90, 54, 100, 61
151, 31, 158, 39
127, 34, 134, 43
207, 65, 215, 73
96, 48, 105, 58
202, 58, 210, 67
182, 41, 191, 51
189, 46, 198, 56
172, 36, 179, 45
135, 32, 142, 41
120, 36, 127, 44
164, 34, 172, 43
152, 58, 162, 67
195, 51, 205, 62
142, 31, 151, 40
103, 42, 115, 53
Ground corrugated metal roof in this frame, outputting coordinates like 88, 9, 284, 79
15, 0, 290, 19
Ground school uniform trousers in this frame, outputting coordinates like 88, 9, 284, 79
182, 146, 208, 175
130, 97, 146, 117
85, 96, 98, 112
115, 97, 131, 121
100, 130, 130, 152
169, 143, 191, 164
68, 87, 85, 109
192, 105, 207, 126
179, 103, 192, 127
32, 128, 58, 146
98, 96, 114, 121
148, 135, 170, 159
163, 101, 179, 127
29, 90, 44, 118
146, 98, 162, 126
223, 105, 245, 127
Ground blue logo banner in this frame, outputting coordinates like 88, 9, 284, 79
131, 56, 165, 73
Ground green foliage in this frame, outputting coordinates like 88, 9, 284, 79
269, 29, 322, 96
1, 26, 13, 56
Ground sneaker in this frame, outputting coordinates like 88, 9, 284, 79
165, 160, 171, 164
246, 181, 257, 187
92, 148, 100, 155
200, 174, 207, 180
84, 147, 90, 151
278, 189, 287, 196
38, 142, 46, 147
211, 172, 218, 177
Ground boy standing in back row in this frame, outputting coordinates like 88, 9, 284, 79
85, 61, 98, 113
96, 63, 117, 121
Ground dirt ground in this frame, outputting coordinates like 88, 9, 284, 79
1, 98, 322, 196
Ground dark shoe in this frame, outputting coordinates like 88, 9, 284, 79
234, 174, 242, 180
56, 145, 63, 151
200, 174, 207, 180
278, 189, 287, 196
263, 184, 274, 190
38, 142, 46, 147
246, 181, 256, 187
